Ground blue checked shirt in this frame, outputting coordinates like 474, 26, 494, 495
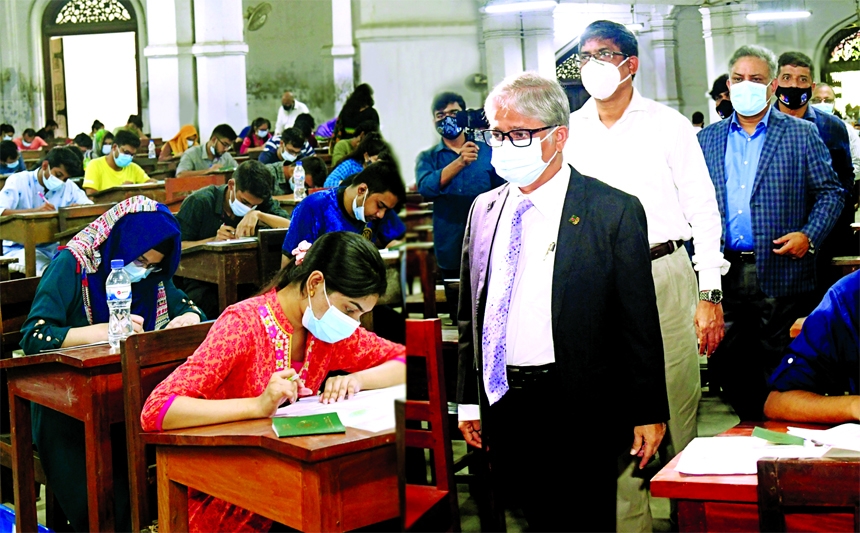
725, 106, 771, 251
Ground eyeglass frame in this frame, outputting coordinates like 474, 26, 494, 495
132, 256, 162, 273
577, 49, 629, 67
809, 96, 835, 104
480, 125, 559, 147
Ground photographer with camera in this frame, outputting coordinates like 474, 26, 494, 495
416, 92, 504, 301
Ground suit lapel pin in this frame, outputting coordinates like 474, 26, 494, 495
569, 215, 580, 225
487, 200, 495, 212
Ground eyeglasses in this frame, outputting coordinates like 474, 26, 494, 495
133, 257, 162, 273
214, 138, 232, 150
480, 125, 558, 147
577, 49, 629, 66
810, 97, 835, 104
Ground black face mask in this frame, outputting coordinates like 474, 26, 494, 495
283, 104, 294, 112
775, 86, 812, 110
716, 99, 734, 119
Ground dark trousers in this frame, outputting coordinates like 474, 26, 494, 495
31, 404, 132, 532
710, 259, 817, 421
439, 268, 460, 319
483, 369, 617, 532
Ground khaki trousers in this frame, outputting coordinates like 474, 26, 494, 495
616, 246, 701, 532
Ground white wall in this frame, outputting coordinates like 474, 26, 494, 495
355, 0, 483, 187
243, 0, 335, 129
675, 5, 708, 124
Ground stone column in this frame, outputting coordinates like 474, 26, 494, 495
521, 9, 556, 80
640, 13, 682, 110
330, 0, 355, 116
482, 12, 524, 87
192, 0, 248, 139
700, 4, 758, 121
144, 0, 196, 139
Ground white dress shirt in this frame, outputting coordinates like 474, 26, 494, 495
459, 159, 569, 421
564, 89, 728, 291
274, 99, 310, 136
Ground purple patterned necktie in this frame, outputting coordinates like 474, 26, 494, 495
482, 198, 533, 405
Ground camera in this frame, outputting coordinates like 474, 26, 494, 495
455, 109, 489, 143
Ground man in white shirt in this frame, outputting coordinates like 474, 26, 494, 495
274, 91, 310, 135
0, 146, 91, 275
563, 20, 728, 532
457, 71, 668, 532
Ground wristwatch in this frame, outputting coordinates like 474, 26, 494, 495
699, 289, 723, 305
802, 232, 815, 255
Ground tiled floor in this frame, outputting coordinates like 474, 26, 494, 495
454, 392, 740, 532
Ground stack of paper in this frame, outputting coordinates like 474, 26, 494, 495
274, 384, 406, 433
788, 423, 860, 456
676, 436, 830, 475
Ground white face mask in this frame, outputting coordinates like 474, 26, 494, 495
230, 188, 255, 218
729, 80, 770, 117
581, 57, 631, 100
187, 139, 195, 148
352, 189, 368, 222
21, 139, 32, 148
811, 102, 835, 115
43, 169, 64, 192
2, 136, 11, 141
281, 146, 297, 162
490, 127, 559, 188
102, 144, 112, 155
301, 280, 361, 344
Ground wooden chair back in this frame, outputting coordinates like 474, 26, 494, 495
120, 321, 214, 532
258, 228, 289, 285
757, 457, 860, 532
0, 277, 41, 360
399, 319, 459, 531
54, 203, 116, 244
164, 175, 226, 211
405, 243, 438, 318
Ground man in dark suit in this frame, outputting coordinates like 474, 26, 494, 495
456, 72, 669, 532
774, 51, 858, 288
697, 45, 844, 421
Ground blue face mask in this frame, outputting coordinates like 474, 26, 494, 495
435, 116, 463, 140
102, 144, 112, 155
256, 129, 268, 138
729, 80, 769, 117
301, 280, 361, 343
230, 188, 255, 218
123, 262, 151, 283
43, 173, 64, 191
114, 148, 133, 168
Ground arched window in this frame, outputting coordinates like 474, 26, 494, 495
822, 26, 860, 121
41, 0, 140, 136
556, 46, 590, 113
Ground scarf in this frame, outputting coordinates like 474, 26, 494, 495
63, 196, 182, 331
167, 125, 198, 157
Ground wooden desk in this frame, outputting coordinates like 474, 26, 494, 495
832, 256, 860, 278
0, 257, 17, 280
142, 419, 398, 532
274, 194, 301, 217
0, 212, 59, 277
651, 421, 855, 532
1, 345, 125, 532
177, 241, 260, 313
0, 175, 9, 190
88, 181, 166, 205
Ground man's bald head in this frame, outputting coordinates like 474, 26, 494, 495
282, 92, 295, 108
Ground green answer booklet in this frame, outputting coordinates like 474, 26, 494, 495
272, 413, 346, 437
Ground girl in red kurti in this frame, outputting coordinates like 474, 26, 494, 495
141, 231, 406, 532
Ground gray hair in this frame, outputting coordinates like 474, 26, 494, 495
729, 45, 778, 81
484, 71, 570, 128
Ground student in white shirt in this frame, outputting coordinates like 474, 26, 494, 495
563, 20, 728, 532
274, 91, 309, 135
0, 146, 91, 275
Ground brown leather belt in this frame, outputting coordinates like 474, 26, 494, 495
650, 240, 685, 261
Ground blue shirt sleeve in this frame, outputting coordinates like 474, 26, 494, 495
281, 199, 322, 254
258, 150, 277, 165
14, 156, 26, 173
415, 149, 446, 199
377, 211, 406, 244
769, 273, 860, 395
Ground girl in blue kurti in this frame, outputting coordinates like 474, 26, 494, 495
281, 160, 406, 263
20, 196, 206, 532
323, 132, 388, 188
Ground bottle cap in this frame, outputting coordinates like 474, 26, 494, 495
296, 161, 302, 166
111, 259, 124, 269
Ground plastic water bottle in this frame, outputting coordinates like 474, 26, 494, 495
293, 161, 306, 200
106, 259, 133, 350
147, 140, 156, 159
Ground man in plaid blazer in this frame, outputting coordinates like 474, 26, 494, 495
697, 44, 844, 421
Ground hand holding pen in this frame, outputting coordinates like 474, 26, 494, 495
36, 192, 56, 212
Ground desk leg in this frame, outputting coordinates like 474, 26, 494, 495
23, 223, 36, 278
302, 462, 344, 532
83, 378, 115, 532
678, 501, 707, 532
157, 448, 189, 533
217, 256, 231, 313
9, 392, 37, 533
